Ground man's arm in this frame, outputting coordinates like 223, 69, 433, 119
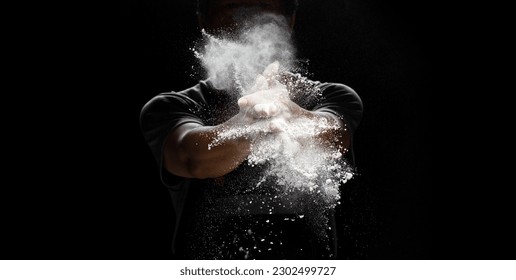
163, 119, 251, 179
163, 94, 350, 180
307, 110, 351, 154
163, 62, 354, 180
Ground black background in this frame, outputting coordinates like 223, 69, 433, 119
3, 0, 513, 260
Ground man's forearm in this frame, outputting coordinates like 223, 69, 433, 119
163, 108, 350, 180
290, 108, 351, 154
163, 122, 251, 179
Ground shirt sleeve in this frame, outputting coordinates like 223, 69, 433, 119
313, 83, 363, 135
140, 92, 205, 188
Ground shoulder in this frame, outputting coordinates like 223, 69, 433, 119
317, 82, 354, 92
318, 82, 360, 99
317, 82, 362, 108
145, 81, 209, 107
140, 81, 212, 116
311, 80, 364, 131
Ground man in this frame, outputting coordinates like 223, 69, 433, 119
140, 0, 363, 259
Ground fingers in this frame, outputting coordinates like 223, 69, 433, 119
248, 61, 281, 94
239, 87, 288, 109
263, 61, 280, 77
253, 103, 280, 118
238, 96, 281, 119
268, 120, 284, 132
237, 91, 271, 109
253, 74, 269, 92
238, 97, 248, 108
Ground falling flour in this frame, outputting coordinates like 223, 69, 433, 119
190, 13, 355, 258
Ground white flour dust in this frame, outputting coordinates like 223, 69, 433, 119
188, 13, 359, 259
194, 14, 355, 240
194, 13, 295, 94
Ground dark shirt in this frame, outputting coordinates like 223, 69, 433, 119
140, 78, 363, 259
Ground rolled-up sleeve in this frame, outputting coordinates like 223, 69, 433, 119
140, 92, 205, 188
313, 83, 363, 135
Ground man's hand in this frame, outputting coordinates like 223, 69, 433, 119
162, 61, 351, 179
234, 61, 308, 132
